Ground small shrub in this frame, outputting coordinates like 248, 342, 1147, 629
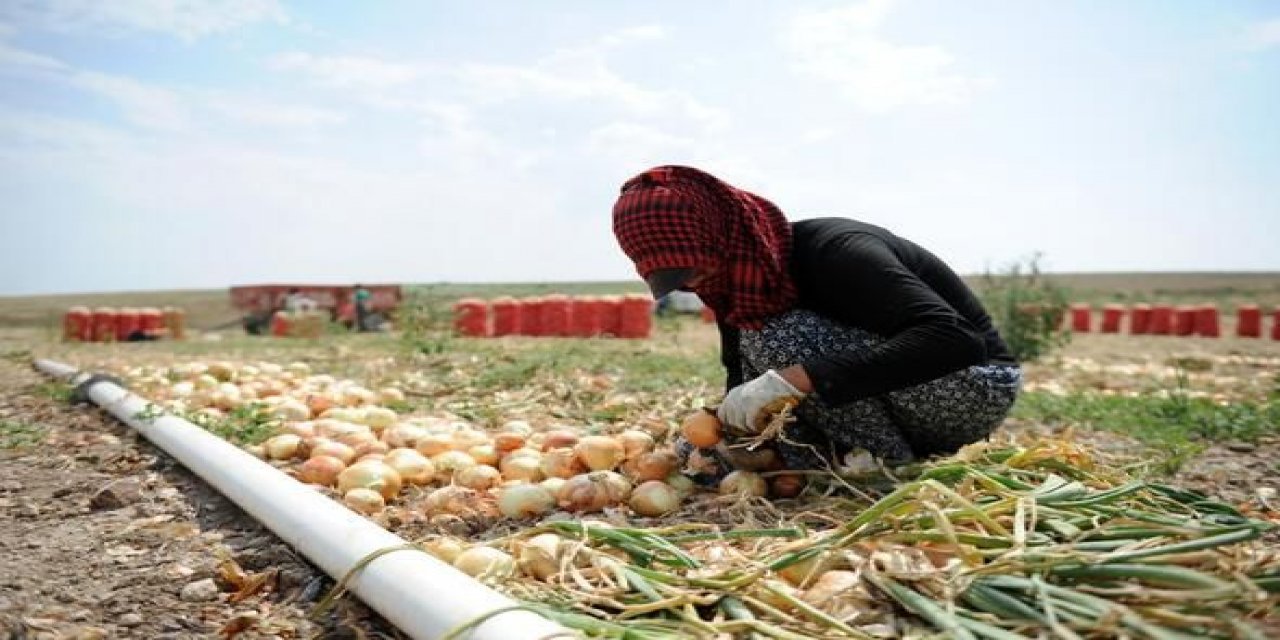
978, 253, 1070, 362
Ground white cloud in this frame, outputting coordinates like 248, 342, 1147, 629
72, 71, 190, 130
587, 122, 696, 167
0, 41, 68, 73
782, 0, 989, 113
206, 95, 346, 127
1241, 18, 1280, 52
1, 0, 286, 41
269, 52, 420, 89
458, 26, 730, 132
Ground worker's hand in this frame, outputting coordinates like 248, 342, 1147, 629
717, 370, 806, 436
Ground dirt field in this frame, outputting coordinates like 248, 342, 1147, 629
1, 291, 1277, 638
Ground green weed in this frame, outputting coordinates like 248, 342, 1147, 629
0, 419, 46, 449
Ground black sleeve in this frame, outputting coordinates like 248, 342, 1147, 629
801, 232, 987, 406
717, 320, 743, 393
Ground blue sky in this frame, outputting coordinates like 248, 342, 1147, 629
1, 0, 1277, 295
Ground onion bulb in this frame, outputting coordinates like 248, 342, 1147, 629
502, 420, 533, 437
377, 387, 406, 404
361, 407, 397, 429
431, 450, 476, 477
423, 485, 478, 516
540, 448, 585, 479
801, 570, 862, 605
770, 473, 806, 499
518, 533, 563, 580
539, 477, 566, 496
629, 481, 680, 517
450, 429, 489, 451
351, 440, 389, 458
558, 471, 632, 513
305, 394, 333, 418
627, 451, 677, 483
273, 399, 311, 422
310, 440, 356, 464
492, 432, 526, 453
422, 536, 464, 564
282, 421, 316, 439
540, 430, 580, 451
337, 460, 403, 500
719, 471, 767, 497
456, 465, 502, 491
575, 436, 625, 471
415, 433, 453, 457
244, 443, 267, 460
497, 484, 557, 519
452, 547, 514, 580
617, 430, 655, 459
382, 424, 426, 449
499, 454, 544, 483
681, 410, 722, 448
467, 445, 499, 467
264, 434, 303, 460
384, 448, 435, 485
298, 455, 346, 486
666, 474, 696, 499
343, 488, 385, 515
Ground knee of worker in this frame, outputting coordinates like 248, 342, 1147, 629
739, 309, 885, 373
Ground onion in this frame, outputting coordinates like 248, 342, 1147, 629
802, 570, 863, 605
541, 448, 585, 479
518, 533, 563, 580
431, 450, 476, 477
770, 473, 806, 499
558, 471, 631, 513
341, 386, 377, 407
422, 537, 464, 564
502, 420, 534, 437
384, 448, 435, 485
450, 428, 490, 451
629, 481, 680, 517
282, 421, 316, 439
777, 552, 835, 587
343, 488, 385, 514
423, 485, 478, 516
298, 455, 346, 486
208, 361, 235, 382
492, 432, 526, 453
238, 364, 260, 380
244, 443, 267, 460
666, 474, 696, 499
467, 445, 499, 467
265, 434, 303, 460
617, 430, 655, 459
499, 455, 544, 483
320, 407, 361, 423
358, 453, 385, 463
719, 471, 767, 497
335, 429, 377, 449
541, 430, 580, 451
285, 362, 310, 377
337, 460, 403, 499
681, 410, 722, 448
306, 393, 334, 418
540, 477, 566, 496
310, 440, 356, 464
378, 387, 406, 404
273, 399, 311, 422
456, 465, 502, 491
497, 484, 557, 519
362, 407, 398, 429
352, 440, 390, 458
628, 451, 677, 482
382, 423, 426, 448
415, 433, 453, 457
576, 436, 625, 471
452, 547, 514, 580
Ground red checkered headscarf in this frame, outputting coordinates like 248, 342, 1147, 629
612, 165, 798, 329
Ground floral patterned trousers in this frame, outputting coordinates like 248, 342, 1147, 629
679, 309, 1021, 477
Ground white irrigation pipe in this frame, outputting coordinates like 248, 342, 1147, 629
34, 358, 570, 640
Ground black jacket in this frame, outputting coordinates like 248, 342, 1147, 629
719, 217, 1015, 406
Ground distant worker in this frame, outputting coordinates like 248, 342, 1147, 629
352, 284, 371, 332
283, 288, 317, 313
612, 165, 1021, 479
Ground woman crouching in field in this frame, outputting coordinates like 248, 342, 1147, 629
612, 165, 1022, 479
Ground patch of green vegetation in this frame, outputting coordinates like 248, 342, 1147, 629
0, 419, 46, 449
1012, 390, 1279, 472
35, 381, 73, 403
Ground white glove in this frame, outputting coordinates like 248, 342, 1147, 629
717, 370, 806, 435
